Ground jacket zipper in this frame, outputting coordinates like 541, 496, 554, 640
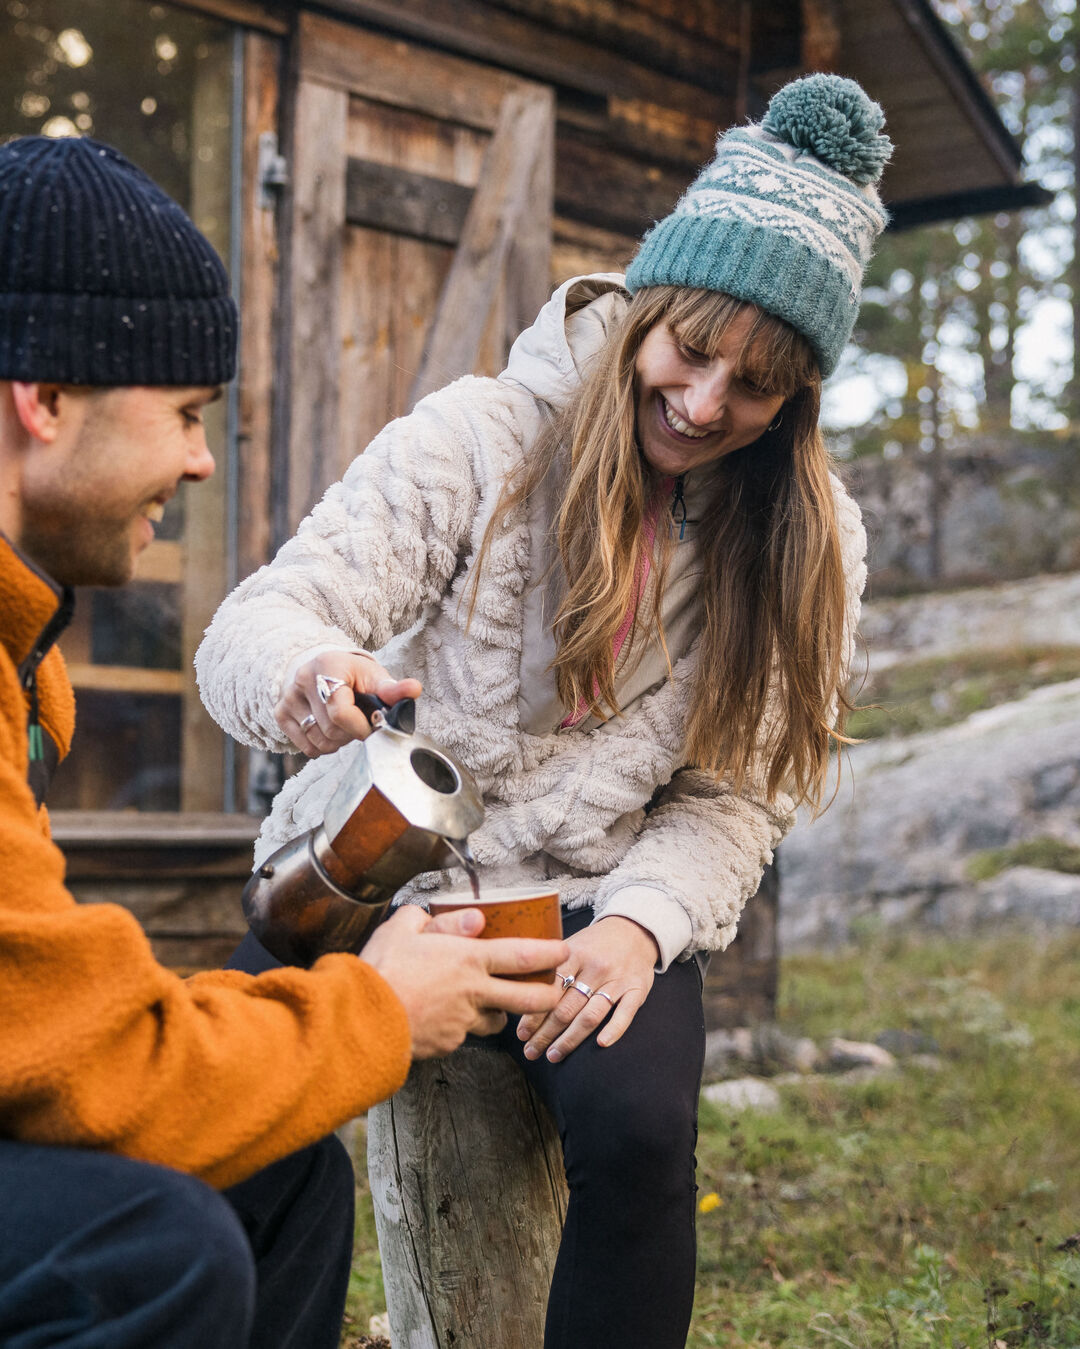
670, 474, 687, 541
18, 587, 74, 804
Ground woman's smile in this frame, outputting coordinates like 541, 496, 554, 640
634, 312, 785, 476
659, 395, 711, 440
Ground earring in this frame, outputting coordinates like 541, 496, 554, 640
768, 413, 783, 433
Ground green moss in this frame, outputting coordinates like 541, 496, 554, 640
968, 835, 1080, 882
847, 645, 1080, 740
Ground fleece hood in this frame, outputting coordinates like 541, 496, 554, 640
501, 272, 629, 410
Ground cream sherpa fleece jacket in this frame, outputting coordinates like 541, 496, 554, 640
196, 276, 867, 970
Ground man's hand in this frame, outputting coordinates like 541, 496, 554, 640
275, 651, 422, 757
359, 906, 570, 1060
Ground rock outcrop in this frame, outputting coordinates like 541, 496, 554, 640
780, 678, 1080, 950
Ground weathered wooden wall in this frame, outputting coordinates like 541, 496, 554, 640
55, 814, 259, 971
304, 0, 808, 278
277, 12, 555, 525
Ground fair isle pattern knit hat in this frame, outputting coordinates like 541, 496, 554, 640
625, 74, 892, 377
0, 135, 237, 387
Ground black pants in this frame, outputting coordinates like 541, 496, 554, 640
0, 1133, 355, 1348
492, 906, 707, 1349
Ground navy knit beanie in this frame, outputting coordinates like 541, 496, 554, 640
0, 135, 237, 386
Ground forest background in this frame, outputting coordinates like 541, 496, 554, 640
827, 0, 1074, 589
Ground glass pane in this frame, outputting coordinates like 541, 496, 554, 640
1, 0, 236, 812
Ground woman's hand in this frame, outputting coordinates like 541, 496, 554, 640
275, 650, 422, 757
516, 916, 659, 1063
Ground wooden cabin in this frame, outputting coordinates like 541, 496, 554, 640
2, 0, 1045, 1012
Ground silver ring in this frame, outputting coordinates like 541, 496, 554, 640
591, 989, 616, 1008
300, 713, 318, 730
560, 973, 575, 991
569, 979, 594, 999
316, 674, 347, 705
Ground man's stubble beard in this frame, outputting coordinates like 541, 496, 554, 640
18, 393, 139, 589
19, 505, 135, 588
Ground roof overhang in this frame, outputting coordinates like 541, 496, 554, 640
832, 0, 1052, 229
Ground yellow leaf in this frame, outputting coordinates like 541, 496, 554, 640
699, 1192, 723, 1213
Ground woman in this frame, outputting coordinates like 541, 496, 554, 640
197, 74, 889, 1347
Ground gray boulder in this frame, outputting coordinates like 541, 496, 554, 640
826, 1038, 897, 1072
701, 1077, 782, 1114
701, 1025, 821, 1082
780, 679, 1080, 949
874, 1029, 940, 1057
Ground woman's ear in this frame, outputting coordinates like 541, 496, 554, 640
11, 382, 64, 444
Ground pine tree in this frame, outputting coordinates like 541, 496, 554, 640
841, 0, 1072, 457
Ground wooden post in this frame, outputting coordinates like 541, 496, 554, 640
367, 865, 778, 1343
367, 1043, 567, 1348
701, 862, 779, 1030
800, 0, 843, 72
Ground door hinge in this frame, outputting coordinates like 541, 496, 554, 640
257, 131, 288, 210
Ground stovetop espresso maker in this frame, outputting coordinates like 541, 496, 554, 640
242, 694, 484, 967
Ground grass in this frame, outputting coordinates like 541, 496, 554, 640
339, 1173, 386, 1348
846, 646, 1080, 741
967, 836, 1080, 883
690, 931, 1080, 1347
342, 931, 1080, 1347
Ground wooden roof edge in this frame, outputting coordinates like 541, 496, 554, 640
303, 0, 732, 120
887, 179, 1054, 232
167, 0, 291, 33
889, 0, 1026, 181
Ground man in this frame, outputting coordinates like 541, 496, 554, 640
0, 135, 567, 1348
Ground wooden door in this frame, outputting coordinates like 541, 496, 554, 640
280, 12, 555, 532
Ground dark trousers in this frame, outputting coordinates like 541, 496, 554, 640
493, 906, 707, 1349
0, 1133, 355, 1348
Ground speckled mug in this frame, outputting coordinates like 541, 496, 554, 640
428, 884, 562, 983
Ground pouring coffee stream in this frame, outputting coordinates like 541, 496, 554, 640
241, 691, 485, 966
444, 838, 482, 904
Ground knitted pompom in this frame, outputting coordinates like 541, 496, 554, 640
761, 74, 892, 186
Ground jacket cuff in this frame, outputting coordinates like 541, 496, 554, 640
593, 888, 693, 973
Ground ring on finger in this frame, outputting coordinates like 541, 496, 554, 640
591, 989, 616, 1008
300, 713, 318, 730
560, 973, 576, 991
569, 979, 594, 999
316, 674, 347, 705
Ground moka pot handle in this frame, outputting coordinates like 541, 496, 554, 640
353, 691, 416, 734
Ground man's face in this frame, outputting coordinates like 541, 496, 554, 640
19, 386, 218, 586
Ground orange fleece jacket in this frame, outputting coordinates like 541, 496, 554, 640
0, 534, 411, 1189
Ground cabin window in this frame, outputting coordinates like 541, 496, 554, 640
1, 0, 240, 812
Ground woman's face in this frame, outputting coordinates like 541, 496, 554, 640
633, 309, 787, 477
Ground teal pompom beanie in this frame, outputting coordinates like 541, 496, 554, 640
624, 74, 892, 377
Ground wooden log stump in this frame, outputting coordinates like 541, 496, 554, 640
367, 1042, 567, 1348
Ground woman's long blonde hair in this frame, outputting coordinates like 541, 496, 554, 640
472, 285, 851, 809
